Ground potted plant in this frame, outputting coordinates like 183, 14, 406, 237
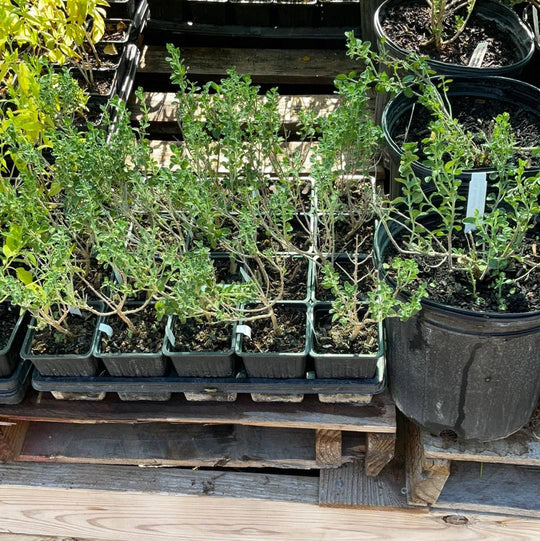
375, 113, 540, 441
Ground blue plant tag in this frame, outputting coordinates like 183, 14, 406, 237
465, 172, 487, 233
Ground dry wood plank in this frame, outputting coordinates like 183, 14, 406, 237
131, 92, 342, 133
17, 422, 364, 469
406, 421, 450, 506
315, 429, 342, 468
0, 422, 29, 462
1, 464, 539, 541
319, 458, 409, 509
139, 45, 360, 84
434, 462, 540, 518
0, 392, 397, 433
365, 432, 395, 476
423, 424, 540, 466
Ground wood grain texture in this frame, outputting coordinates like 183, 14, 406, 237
423, 425, 540, 466
315, 429, 342, 467
319, 459, 409, 509
0, 391, 397, 433
0, 422, 29, 462
17, 422, 364, 469
365, 432, 395, 476
434, 462, 540, 518
406, 421, 450, 506
139, 45, 360, 84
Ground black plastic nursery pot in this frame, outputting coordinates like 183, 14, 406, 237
163, 317, 236, 378
310, 303, 383, 379
236, 302, 310, 379
374, 0, 534, 77
375, 222, 540, 442
0, 306, 28, 378
21, 311, 102, 377
0, 360, 32, 405
382, 76, 540, 188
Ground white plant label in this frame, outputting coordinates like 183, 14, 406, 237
239, 267, 251, 282
468, 41, 489, 67
165, 325, 176, 347
236, 324, 252, 339
465, 172, 488, 233
68, 307, 82, 316
98, 323, 114, 337
112, 266, 123, 284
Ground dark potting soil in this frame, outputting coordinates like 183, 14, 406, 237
248, 256, 309, 300
213, 257, 242, 283
315, 258, 374, 301
75, 73, 114, 96
0, 304, 20, 350
101, 307, 166, 354
381, 1, 519, 67
313, 311, 379, 354
74, 101, 105, 129
81, 43, 123, 70
394, 97, 540, 168
73, 260, 107, 299
242, 306, 306, 353
387, 232, 540, 313
171, 319, 233, 352
30, 312, 97, 355
257, 215, 312, 252
101, 21, 129, 42
318, 217, 375, 253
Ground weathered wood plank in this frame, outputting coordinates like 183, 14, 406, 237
319, 459, 410, 509
423, 424, 540, 466
0, 422, 29, 462
17, 422, 364, 469
406, 421, 450, 506
0, 391, 397, 433
139, 45, 360, 84
434, 462, 540, 518
365, 432, 395, 476
315, 429, 343, 468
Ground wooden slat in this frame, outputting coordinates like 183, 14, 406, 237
139, 45, 360, 84
434, 462, 540, 518
0, 422, 29, 463
422, 424, 540, 467
0, 392, 397, 434
315, 429, 343, 468
365, 432, 395, 476
319, 459, 410, 509
17, 422, 365, 469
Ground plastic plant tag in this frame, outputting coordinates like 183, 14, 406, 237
98, 323, 114, 337
68, 307, 82, 316
236, 324, 252, 339
112, 266, 123, 283
468, 41, 489, 67
239, 267, 251, 282
464, 172, 488, 233
165, 325, 176, 347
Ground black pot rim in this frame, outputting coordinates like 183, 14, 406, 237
374, 0, 535, 74
375, 221, 540, 321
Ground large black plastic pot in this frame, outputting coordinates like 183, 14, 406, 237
374, 0, 534, 77
382, 76, 540, 188
375, 221, 540, 442
0, 306, 28, 377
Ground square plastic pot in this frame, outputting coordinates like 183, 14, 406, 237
310, 302, 383, 379
0, 360, 32, 405
0, 308, 28, 378
163, 317, 236, 378
236, 302, 310, 379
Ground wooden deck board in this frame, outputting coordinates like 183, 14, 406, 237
0, 391, 397, 433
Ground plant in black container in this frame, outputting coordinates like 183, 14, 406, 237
375, 113, 540, 441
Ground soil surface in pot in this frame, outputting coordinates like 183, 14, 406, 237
387, 231, 540, 313
102, 20, 129, 42
381, 1, 519, 67
73, 260, 107, 299
30, 312, 96, 355
242, 305, 306, 353
170, 319, 233, 352
394, 98, 540, 168
313, 311, 378, 354
81, 43, 123, 70
257, 215, 312, 252
247, 256, 308, 300
74, 101, 105, 129
315, 258, 374, 301
0, 304, 20, 350
75, 72, 114, 96
213, 257, 242, 283
101, 307, 165, 353
318, 217, 374, 253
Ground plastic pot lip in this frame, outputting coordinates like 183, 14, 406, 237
374, 221, 540, 321
235, 301, 311, 358
381, 75, 540, 178
95, 300, 164, 359
310, 302, 385, 359
374, 0, 535, 75
0, 308, 26, 356
162, 315, 236, 357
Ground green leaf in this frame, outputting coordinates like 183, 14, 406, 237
15, 267, 33, 285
